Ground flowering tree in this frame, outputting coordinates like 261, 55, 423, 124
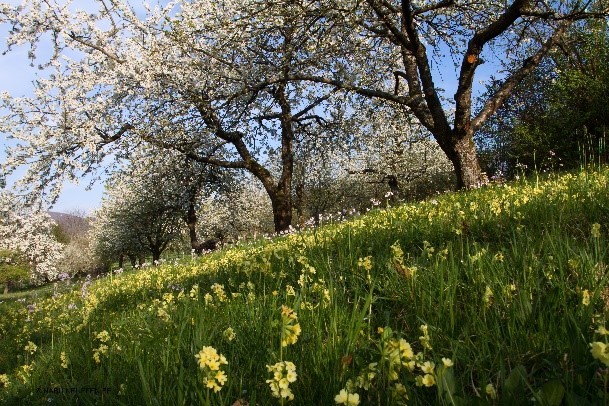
0, 190, 64, 284
196, 176, 275, 241
283, 0, 609, 188
127, 147, 233, 253
347, 102, 453, 199
92, 151, 204, 267
0, 0, 352, 232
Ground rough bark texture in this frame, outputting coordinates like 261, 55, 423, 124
450, 133, 488, 189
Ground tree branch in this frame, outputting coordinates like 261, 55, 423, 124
453, 0, 528, 134
67, 32, 125, 63
95, 123, 134, 149
413, 0, 455, 15
471, 23, 569, 133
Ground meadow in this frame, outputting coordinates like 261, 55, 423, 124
1, 168, 609, 405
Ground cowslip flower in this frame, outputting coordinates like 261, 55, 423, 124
596, 326, 609, 335
60, 352, 69, 369
592, 223, 601, 238
281, 306, 301, 347
211, 283, 228, 302
419, 324, 432, 350
96, 330, 110, 343
483, 286, 493, 306
335, 389, 360, 405
223, 327, 236, 342
195, 346, 229, 392
442, 357, 454, 368
357, 256, 373, 271
0, 373, 9, 388
415, 374, 436, 387
266, 361, 297, 401
590, 341, 609, 366
420, 361, 435, 374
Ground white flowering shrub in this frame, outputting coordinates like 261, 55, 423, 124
0, 191, 64, 283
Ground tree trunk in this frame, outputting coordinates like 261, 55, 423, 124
270, 190, 293, 233
118, 254, 124, 269
439, 131, 488, 189
151, 248, 161, 263
3, 281, 10, 294
185, 202, 202, 254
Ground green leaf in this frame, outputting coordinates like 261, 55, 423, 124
504, 365, 527, 394
437, 367, 456, 404
536, 380, 564, 406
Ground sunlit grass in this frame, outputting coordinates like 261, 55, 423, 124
1, 168, 609, 404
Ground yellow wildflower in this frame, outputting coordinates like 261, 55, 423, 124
591, 341, 609, 366
0, 373, 9, 388
596, 326, 609, 335
24, 341, 37, 354
484, 286, 494, 306
335, 389, 360, 405
60, 352, 69, 369
582, 289, 590, 306
195, 346, 229, 392
266, 361, 297, 401
223, 327, 236, 342
420, 361, 435, 374
281, 305, 301, 347
357, 256, 373, 271
96, 330, 110, 343
442, 357, 454, 368
486, 383, 497, 399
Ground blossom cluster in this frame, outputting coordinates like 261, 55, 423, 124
266, 361, 297, 401
195, 346, 228, 393
281, 305, 301, 347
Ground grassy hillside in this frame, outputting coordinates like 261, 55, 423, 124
1, 169, 609, 405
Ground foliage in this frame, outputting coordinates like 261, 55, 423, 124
0, 249, 29, 290
478, 21, 609, 178
0, 169, 608, 404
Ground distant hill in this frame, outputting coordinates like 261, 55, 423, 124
48, 211, 90, 239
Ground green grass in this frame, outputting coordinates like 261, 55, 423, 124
1, 169, 609, 405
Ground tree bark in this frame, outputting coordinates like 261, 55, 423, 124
270, 190, 293, 233
439, 131, 488, 189
185, 201, 203, 254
